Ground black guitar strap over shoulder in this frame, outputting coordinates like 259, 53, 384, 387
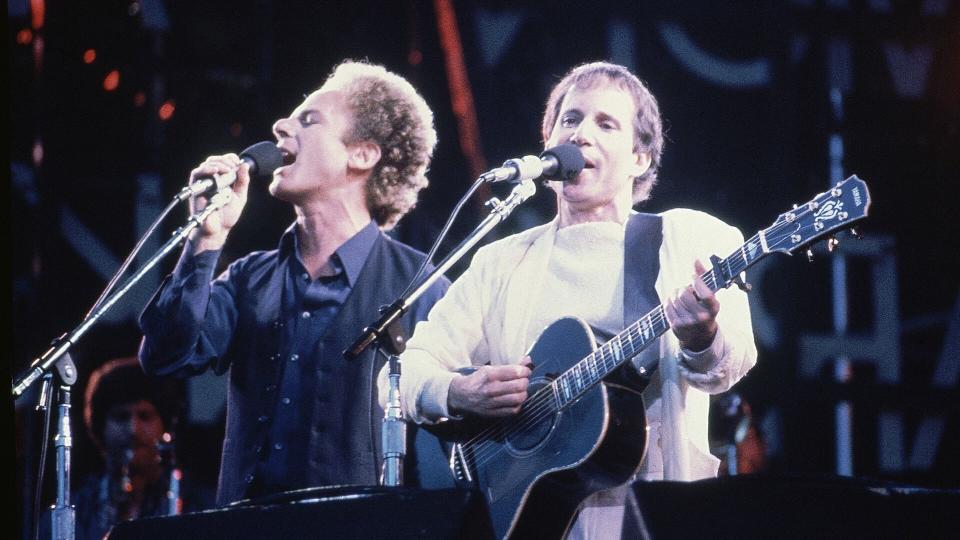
623, 212, 663, 376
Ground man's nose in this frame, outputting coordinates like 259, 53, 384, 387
568, 122, 591, 145
272, 117, 293, 139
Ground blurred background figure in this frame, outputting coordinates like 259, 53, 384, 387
64, 357, 211, 540
710, 392, 768, 476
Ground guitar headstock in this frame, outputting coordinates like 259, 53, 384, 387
762, 175, 871, 255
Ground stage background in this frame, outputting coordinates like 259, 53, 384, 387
9, 1, 959, 538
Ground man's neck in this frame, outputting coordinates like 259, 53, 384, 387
557, 197, 632, 228
294, 201, 372, 278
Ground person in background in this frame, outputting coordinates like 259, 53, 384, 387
71, 357, 210, 540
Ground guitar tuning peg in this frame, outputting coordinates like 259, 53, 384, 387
806, 248, 815, 263
850, 228, 862, 240
732, 274, 753, 292
827, 236, 840, 252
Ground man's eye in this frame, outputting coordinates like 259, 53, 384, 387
560, 116, 578, 127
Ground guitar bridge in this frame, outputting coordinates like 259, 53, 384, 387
450, 443, 474, 484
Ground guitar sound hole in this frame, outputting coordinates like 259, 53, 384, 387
505, 379, 557, 453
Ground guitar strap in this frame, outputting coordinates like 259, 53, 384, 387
623, 212, 663, 377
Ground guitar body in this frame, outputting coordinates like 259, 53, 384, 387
464, 318, 648, 539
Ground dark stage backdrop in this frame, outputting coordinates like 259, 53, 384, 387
9, 1, 959, 537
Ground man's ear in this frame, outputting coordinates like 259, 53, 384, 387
632, 151, 652, 178
347, 141, 382, 173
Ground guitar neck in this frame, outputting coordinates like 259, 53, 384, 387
550, 231, 766, 409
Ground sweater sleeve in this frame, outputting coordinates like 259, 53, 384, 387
378, 245, 497, 424
670, 214, 758, 393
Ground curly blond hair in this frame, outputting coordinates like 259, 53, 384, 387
322, 61, 437, 229
542, 62, 664, 205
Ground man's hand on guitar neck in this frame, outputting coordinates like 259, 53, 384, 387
448, 357, 533, 417
665, 259, 720, 353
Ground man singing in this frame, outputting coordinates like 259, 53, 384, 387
140, 60, 448, 505
385, 61, 758, 538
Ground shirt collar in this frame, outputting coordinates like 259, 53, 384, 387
279, 220, 379, 286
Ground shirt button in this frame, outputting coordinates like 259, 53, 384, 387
257, 415, 269, 423
245, 474, 254, 484
301, 311, 311, 319
302, 272, 310, 281
273, 442, 284, 451
281, 397, 291, 405
290, 353, 299, 362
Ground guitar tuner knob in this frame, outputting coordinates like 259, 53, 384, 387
806, 249, 815, 263
827, 236, 840, 252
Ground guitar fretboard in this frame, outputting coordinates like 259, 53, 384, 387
548, 232, 765, 410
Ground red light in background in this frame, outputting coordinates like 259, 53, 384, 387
103, 70, 120, 91
133, 91, 146, 107
16, 29, 33, 45
408, 49, 423, 66
230, 122, 243, 137
83, 49, 96, 64
30, 0, 45, 30
158, 100, 176, 121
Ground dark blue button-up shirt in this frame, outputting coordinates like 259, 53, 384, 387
256, 221, 380, 491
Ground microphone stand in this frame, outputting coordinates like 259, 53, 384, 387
37, 353, 78, 540
13, 191, 232, 539
12, 190, 234, 398
345, 179, 538, 486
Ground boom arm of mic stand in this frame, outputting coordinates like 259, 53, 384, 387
344, 179, 537, 360
12, 192, 234, 397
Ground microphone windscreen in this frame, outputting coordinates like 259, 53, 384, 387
240, 141, 283, 177
540, 143, 585, 181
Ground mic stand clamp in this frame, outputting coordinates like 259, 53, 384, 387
378, 315, 406, 487
47, 353, 78, 540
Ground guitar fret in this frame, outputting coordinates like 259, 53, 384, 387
559, 374, 573, 402
610, 338, 623, 363
587, 353, 599, 380
620, 334, 634, 356
550, 381, 561, 409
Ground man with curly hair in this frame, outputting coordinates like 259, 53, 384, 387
139, 60, 449, 505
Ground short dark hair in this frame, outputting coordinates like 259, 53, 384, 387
542, 61, 665, 204
83, 357, 181, 451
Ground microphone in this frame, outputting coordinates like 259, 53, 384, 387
177, 141, 284, 201
479, 143, 585, 183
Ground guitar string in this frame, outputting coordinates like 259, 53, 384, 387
456, 207, 835, 471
